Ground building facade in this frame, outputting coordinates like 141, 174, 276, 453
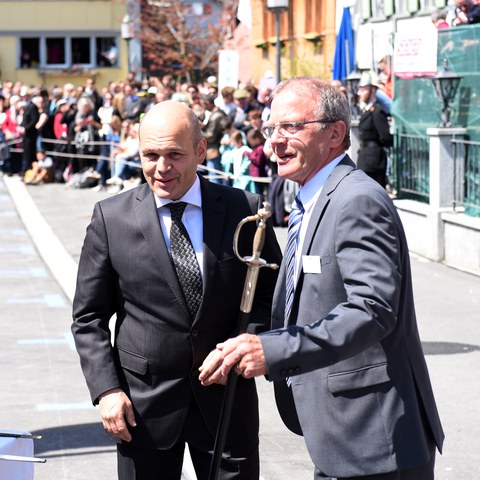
0, 0, 129, 89
249, 0, 337, 82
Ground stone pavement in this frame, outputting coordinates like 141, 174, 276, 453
1, 175, 479, 479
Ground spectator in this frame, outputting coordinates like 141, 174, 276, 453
244, 109, 264, 134
357, 71, 393, 188
24, 149, 54, 184
122, 83, 143, 121
83, 78, 103, 111
89, 114, 123, 192
244, 85, 262, 113
377, 56, 394, 100
106, 120, 140, 193
246, 128, 269, 196
18, 93, 40, 176
73, 97, 101, 171
432, 9, 451, 28
200, 94, 229, 184
230, 129, 255, 192
219, 86, 236, 116
453, 0, 480, 24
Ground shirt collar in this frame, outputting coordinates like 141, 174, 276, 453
154, 174, 202, 209
298, 154, 346, 212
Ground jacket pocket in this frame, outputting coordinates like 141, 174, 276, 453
327, 362, 390, 394
117, 347, 148, 375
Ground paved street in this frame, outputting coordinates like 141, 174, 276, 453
1, 175, 479, 479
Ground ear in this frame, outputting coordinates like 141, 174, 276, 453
329, 121, 347, 149
197, 137, 207, 164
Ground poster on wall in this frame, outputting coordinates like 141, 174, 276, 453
393, 28, 438, 78
217, 50, 239, 91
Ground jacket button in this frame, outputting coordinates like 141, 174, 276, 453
191, 329, 199, 337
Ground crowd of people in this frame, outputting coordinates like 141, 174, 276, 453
0, 61, 400, 223
432, 0, 480, 27
0, 74, 280, 198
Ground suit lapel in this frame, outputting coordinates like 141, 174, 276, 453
198, 177, 228, 323
286, 157, 356, 322
300, 156, 356, 261
134, 184, 191, 317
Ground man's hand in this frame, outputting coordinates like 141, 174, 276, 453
199, 333, 267, 386
99, 388, 136, 442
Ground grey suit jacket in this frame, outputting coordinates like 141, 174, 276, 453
72, 176, 282, 449
260, 156, 444, 478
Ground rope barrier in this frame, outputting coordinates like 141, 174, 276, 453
3, 136, 272, 184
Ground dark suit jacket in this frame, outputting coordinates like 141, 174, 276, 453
21, 101, 40, 136
357, 101, 393, 174
72, 176, 282, 449
260, 156, 444, 478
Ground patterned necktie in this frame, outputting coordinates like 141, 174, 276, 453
166, 202, 203, 319
284, 194, 304, 323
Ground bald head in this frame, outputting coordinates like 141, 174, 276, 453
140, 100, 202, 147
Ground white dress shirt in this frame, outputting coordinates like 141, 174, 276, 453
294, 154, 346, 280
154, 175, 204, 278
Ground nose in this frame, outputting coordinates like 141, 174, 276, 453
155, 156, 171, 173
269, 127, 286, 144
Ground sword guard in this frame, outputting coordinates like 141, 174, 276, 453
233, 201, 279, 271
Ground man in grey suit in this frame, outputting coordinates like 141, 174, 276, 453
199, 77, 444, 479
72, 101, 281, 479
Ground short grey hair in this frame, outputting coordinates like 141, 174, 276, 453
271, 76, 351, 150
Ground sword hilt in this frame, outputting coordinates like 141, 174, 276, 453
233, 201, 278, 313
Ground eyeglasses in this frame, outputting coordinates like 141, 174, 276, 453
261, 119, 336, 139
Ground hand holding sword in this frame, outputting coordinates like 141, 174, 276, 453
198, 201, 278, 480
199, 201, 278, 385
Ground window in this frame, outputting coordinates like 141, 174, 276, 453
18, 35, 118, 69
71, 37, 91, 64
46, 38, 66, 65
20, 38, 40, 68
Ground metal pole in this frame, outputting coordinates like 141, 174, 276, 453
126, 39, 131, 74
275, 9, 281, 84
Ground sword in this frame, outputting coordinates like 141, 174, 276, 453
0, 454, 46, 463
208, 201, 278, 480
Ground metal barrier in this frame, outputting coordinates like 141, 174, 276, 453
392, 130, 430, 203
451, 138, 480, 216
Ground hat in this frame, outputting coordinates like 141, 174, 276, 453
171, 92, 190, 105
147, 86, 158, 95
207, 75, 217, 85
56, 98, 68, 108
358, 71, 381, 88
233, 89, 248, 99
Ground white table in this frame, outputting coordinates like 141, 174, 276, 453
0, 429, 45, 480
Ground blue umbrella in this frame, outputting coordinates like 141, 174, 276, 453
332, 7, 355, 82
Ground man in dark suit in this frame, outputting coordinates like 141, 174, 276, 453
356, 71, 393, 188
199, 77, 444, 479
72, 100, 281, 479
18, 94, 40, 175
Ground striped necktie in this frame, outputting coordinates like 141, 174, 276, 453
284, 194, 304, 323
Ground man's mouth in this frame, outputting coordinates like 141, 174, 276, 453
275, 152, 294, 163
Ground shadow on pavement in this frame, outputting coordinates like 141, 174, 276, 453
422, 341, 480, 355
31, 422, 116, 458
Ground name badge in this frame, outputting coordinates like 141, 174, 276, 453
302, 255, 322, 274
